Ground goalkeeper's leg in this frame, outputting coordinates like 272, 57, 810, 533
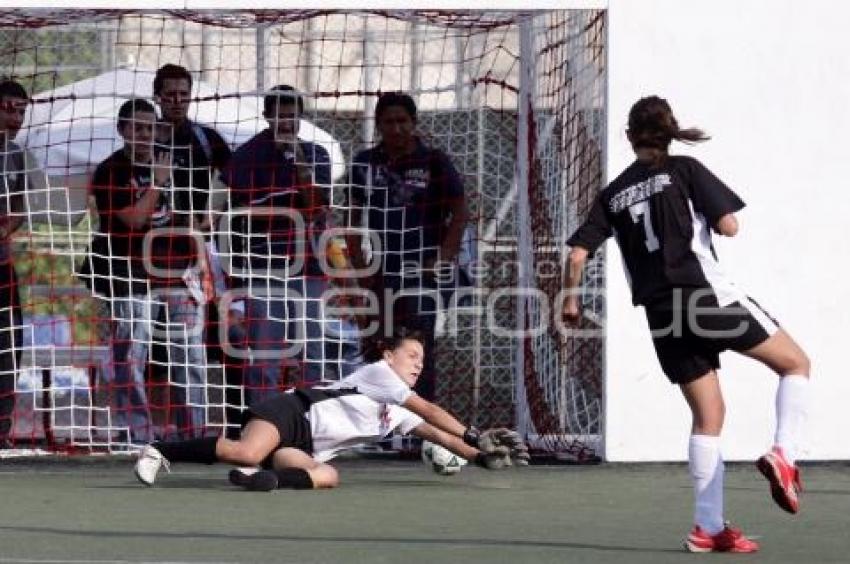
134, 418, 281, 486
229, 447, 338, 491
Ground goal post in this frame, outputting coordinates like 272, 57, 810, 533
516, 10, 606, 460
0, 9, 606, 459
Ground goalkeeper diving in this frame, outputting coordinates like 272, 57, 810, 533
134, 327, 529, 491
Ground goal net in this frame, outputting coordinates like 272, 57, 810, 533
0, 9, 606, 459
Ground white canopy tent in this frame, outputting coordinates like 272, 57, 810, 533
17, 68, 346, 225
21, 67, 345, 178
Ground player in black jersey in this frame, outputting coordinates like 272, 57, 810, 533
565, 96, 811, 553
133, 328, 529, 491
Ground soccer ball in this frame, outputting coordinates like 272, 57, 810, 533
421, 440, 467, 476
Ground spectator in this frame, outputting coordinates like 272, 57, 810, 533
153, 63, 236, 431
347, 92, 469, 400
81, 98, 206, 443
223, 85, 338, 404
153, 63, 231, 229
0, 80, 29, 448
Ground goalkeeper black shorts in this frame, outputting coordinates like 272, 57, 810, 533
243, 392, 314, 467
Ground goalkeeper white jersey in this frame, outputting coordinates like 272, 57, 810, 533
299, 361, 424, 462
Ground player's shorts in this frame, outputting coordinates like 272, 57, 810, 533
242, 392, 313, 468
644, 287, 780, 384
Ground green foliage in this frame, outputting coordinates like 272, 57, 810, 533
1, 24, 109, 341
12, 208, 105, 345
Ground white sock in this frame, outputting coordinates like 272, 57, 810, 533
774, 375, 810, 465
689, 434, 724, 535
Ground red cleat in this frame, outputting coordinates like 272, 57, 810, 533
756, 446, 803, 514
684, 524, 760, 553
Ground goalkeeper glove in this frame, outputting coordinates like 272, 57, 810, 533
465, 427, 530, 459
480, 428, 526, 454
474, 451, 513, 470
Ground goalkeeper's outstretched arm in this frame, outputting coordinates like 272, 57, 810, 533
403, 394, 530, 468
411, 421, 479, 460
402, 393, 467, 438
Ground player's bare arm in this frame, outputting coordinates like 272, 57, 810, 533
411, 421, 479, 461
402, 394, 466, 437
403, 394, 529, 464
563, 245, 589, 323
714, 213, 738, 237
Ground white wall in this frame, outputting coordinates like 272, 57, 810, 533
604, 0, 850, 461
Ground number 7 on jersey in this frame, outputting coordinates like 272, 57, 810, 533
628, 200, 660, 252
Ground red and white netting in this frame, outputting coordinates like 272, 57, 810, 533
0, 9, 605, 459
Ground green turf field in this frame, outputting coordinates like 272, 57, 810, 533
0, 458, 846, 563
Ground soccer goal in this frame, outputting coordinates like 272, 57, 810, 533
0, 9, 606, 460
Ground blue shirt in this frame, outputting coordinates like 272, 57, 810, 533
349, 139, 464, 276
224, 129, 331, 278
225, 129, 331, 207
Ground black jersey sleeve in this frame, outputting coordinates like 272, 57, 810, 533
566, 195, 612, 253
685, 157, 745, 224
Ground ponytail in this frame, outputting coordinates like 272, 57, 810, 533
672, 126, 710, 145
627, 96, 710, 151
